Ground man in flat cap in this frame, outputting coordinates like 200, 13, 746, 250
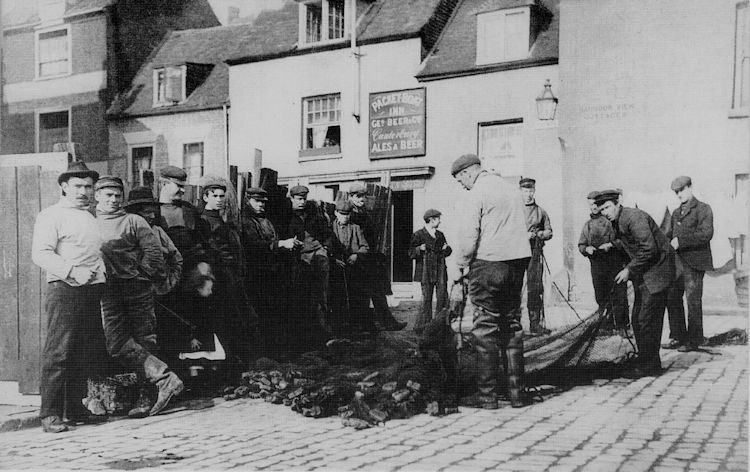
198, 179, 258, 376
578, 191, 630, 331
32, 162, 110, 432
663, 176, 713, 352
452, 154, 531, 408
596, 189, 674, 376
95, 176, 186, 417
409, 209, 452, 330
347, 182, 407, 331
329, 200, 373, 334
241, 187, 301, 358
519, 177, 553, 335
282, 185, 336, 350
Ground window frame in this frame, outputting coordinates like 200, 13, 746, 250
35, 107, 71, 153
298, 0, 349, 48
299, 92, 342, 160
476, 118, 524, 178
475, 7, 530, 66
182, 142, 205, 185
153, 65, 187, 107
34, 24, 72, 80
731, 1, 750, 117
129, 145, 154, 188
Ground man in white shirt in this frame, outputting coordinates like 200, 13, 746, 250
31, 162, 108, 433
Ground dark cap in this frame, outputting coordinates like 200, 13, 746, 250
94, 175, 124, 191
335, 200, 353, 214
203, 183, 226, 192
451, 153, 481, 176
519, 177, 536, 188
670, 176, 692, 192
160, 165, 187, 183
593, 189, 621, 205
348, 181, 367, 195
586, 190, 599, 200
246, 187, 268, 201
423, 208, 441, 221
289, 185, 309, 197
58, 161, 99, 185
124, 186, 156, 209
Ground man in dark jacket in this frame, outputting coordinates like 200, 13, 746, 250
520, 178, 553, 335
663, 176, 714, 352
409, 209, 452, 330
596, 189, 674, 376
578, 191, 629, 329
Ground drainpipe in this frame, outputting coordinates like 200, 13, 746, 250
351, 0, 361, 123
223, 103, 229, 177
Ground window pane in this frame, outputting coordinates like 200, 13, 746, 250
306, 3, 322, 43
303, 94, 341, 149
131, 146, 153, 186
329, 0, 345, 39
38, 29, 68, 76
478, 123, 523, 176
183, 142, 204, 184
477, 12, 505, 64
505, 11, 528, 60
38, 111, 69, 152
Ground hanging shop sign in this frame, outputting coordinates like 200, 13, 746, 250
368, 87, 426, 159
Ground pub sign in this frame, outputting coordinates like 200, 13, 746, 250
368, 87, 426, 159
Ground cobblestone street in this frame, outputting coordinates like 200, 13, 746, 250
1, 344, 746, 471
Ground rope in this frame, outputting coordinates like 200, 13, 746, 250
540, 253, 584, 322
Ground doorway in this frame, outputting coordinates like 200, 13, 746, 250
391, 190, 413, 282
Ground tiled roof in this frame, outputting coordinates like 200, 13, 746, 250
416, 0, 559, 80
226, 0, 460, 65
2, 0, 115, 29
108, 23, 253, 117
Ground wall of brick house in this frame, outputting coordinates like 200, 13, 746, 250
109, 108, 228, 188
558, 0, 749, 299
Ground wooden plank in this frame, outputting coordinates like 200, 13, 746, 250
37, 169, 60, 373
0, 168, 19, 380
17, 166, 43, 394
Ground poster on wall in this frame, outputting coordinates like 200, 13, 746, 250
368, 87, 426, 159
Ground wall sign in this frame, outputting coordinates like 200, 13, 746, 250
368, 87, 426, 159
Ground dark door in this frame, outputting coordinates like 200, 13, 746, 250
391, 190, 413, 282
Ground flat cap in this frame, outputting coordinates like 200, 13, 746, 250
58, 161, 99, 185
124, 186, 156, 209
586, 190, 600, 200
348, 181, 367, 195
160, 165, 187, 182
519, 177, 536, 188
423, 208, 441, 221
203, 183, 226, 192
451, 153, 481, 176
670, 176, 692, 192
95, 175, 124, 191
593, 189, 621, 205
289, 185, 309, 197
246, 187, 268, 200
335, 200, 353, 213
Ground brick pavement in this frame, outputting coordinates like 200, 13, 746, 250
0, 344, 746, 471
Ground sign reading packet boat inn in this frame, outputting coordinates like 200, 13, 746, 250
369, 88, 426, 159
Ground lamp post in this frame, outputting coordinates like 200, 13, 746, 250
536, 79, 558, 120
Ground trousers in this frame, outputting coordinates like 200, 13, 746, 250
40, 282, 108, 419
417, 277, 448, 328
590, 255, 629, 327
632, 280, 667, 369
666, 256, 705, 345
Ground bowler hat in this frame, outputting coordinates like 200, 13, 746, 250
123, 186, 157, 209
289, 185, 309, 197
160, 166, 187, 183
423, 208, 441, 222
348, 182, 367, 195
519, 177, 536, 188
58, 161, 99, 185
451, 154, 481, 176
335, 200, 353, 214
95, 176, 124, 191
670, 176, 692, 192
246, 187, 268, 201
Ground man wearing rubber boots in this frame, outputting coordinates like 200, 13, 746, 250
95, 176, 184, 417
452, 154, 532, 408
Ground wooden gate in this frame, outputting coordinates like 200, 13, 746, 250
0, 166, 60, 394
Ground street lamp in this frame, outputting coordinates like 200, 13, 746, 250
536, 79, 558, 120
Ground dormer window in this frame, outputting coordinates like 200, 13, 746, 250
476, 7, 530, 65
153, 66, 184, 106
300, 0, 347, 46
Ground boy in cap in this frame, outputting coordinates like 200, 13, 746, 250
409, 209, 452, 330
663, 176, 713, 352
329, 200, 373, 334
596, 189, 674, 376
32, 162, 109, 432
95, 176, 184, 417
578, 191, 630, 331
347, 182, 407, 331
519, 177, 553, 335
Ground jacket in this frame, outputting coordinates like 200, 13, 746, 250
283, 201, 334, 255
152, 225, 183, 295
666, 197, 714, 271
159, 201, 208, 271
199, 209, 245, 286
613, 206, 674, 294
96, 208, 165, 282
331, 221, 369, 260
524, 202, 553, 248
408, 227, 452, 283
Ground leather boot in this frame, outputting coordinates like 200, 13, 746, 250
528, 311, 551, 335
127, 385, 152, 418
472, 307, 500, 408
507, 332, 528, 408
143, 355, 184, 416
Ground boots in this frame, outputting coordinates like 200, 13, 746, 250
506, 332, 528, 408
127, 385, 152, 419
471, 307, 500, 409
143, 355, 184, 416
528, 310, 551, 335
